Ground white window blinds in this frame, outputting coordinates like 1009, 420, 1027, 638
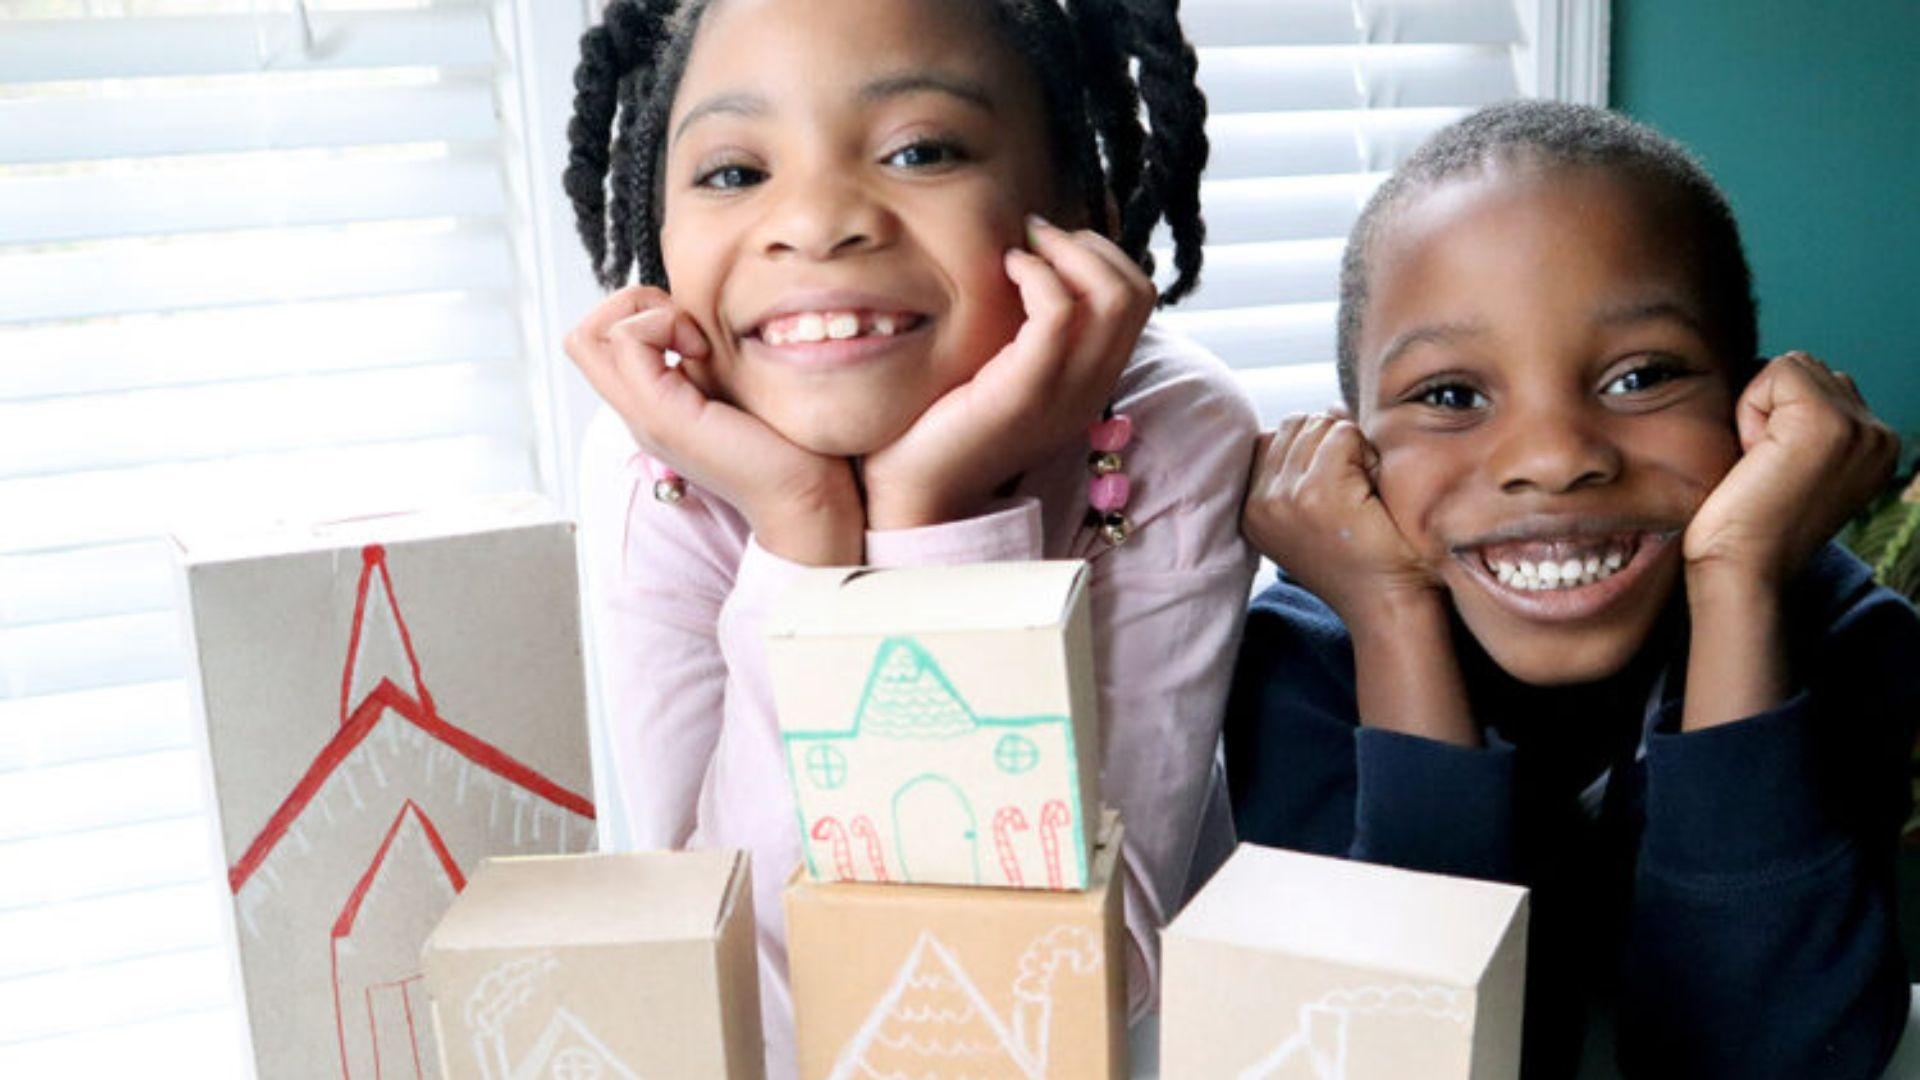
0, 1, 559, 1071
1157, 0, 1537, 423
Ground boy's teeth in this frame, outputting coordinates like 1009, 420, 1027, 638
1487, 542, 1635, 592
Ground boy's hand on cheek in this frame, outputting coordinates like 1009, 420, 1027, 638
1243, 415, 1440, 628
567, 285, 863, 566
1244, 414, 1479, 746
1684, 352, 1899, 591
1680, 352, 1897, 730
860, 218, 1152, 531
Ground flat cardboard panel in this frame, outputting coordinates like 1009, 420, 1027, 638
422, 852, 765, 1080
178, 504, 596, 1079
1162, 845, 1528, 1080
766, 563, 1099, 890
786, 816, 1125, 1080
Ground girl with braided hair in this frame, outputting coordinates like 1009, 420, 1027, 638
563, 1, 1253, 1069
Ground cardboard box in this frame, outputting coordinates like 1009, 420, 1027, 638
1162, 844, 1529, 1079
176, 496, 598, 1079
765, 561, 1099, 890
785, 814, 1125, 1080
421, 851, 764, 1079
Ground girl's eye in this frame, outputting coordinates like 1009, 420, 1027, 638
1601, 358, 1686, 396
695, 163, 765, 191
1416, 383, 1489, 411
883, 139, 965, 170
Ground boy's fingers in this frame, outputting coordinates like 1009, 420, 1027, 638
1277, 413, 1338, 488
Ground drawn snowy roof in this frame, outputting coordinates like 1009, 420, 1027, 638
830, 931, 1034, 1080
790, 637, 1066, 744
509, 1008, 641, 1080
227, 544, 594, 894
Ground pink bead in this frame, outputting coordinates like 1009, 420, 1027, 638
1087, 413, 1134, 453
1088, 472, 1131, 512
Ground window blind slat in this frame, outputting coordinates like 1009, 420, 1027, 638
1200, 44, 1520, 115
1205, 107, 1471, 179
0, 817, 216, 912
0, 946, 233, 1046
1156, 238, 1346, 312
0, 1005, 245, 1078
4, 361, 527, 480
1182, 0, 1522, 48
0, 79, 498, 165
0, 291, 519, 401
0, 881, 225, 982
0, 434, 536, 555
0, 7, 492, 83
1158, 301, 1341, 370
1, 543, 176, 627
2, 613, 184, 702
0, 222, 516, 324
0, 149, 507, 246
1235, 364, 1346, 426
0, 680, 189, 773
0, 747, 201, 843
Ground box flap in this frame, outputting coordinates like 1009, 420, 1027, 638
1169, 845, 1527, 987
428, 851, 746, 951
765, 561, 1089, 639
172, 492, 563, 565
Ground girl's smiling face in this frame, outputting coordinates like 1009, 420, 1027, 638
659, 0, 1060, 456
1355, 164, 1743, 685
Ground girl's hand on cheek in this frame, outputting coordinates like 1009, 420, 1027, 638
565, 285, 863, 566
860, 217, 1154, 530
1683, 352, 1899, 593
1243, 415, 1442, 629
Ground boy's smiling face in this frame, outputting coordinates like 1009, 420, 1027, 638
658, 0, 1058, 456
1355, 164, 1743, 685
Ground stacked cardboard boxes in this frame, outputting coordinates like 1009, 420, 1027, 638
767, 562, 1128, 1079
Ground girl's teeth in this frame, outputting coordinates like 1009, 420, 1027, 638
793, 313, 827, 343
872, 314, 897, 336
826, 313, 860, 340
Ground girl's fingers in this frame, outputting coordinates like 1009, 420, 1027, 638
576, 284, 674, 345
997, 248, 1077, 395
1024, 217, 1150, 382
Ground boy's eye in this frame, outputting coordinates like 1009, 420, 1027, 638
695, 163, 766, 191
1601, 358, 1686, 396
1416, 383, 1488, 411
883, 139, 966, 170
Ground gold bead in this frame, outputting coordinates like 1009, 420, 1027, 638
1098, 512, 1132, 545
653, 478, 687, 504
1089, 451, 1124, 476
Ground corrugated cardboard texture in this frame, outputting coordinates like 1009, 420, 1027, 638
766, 562, 1099, 890
179, 510, 596, 1079
1162, 844, 1529, 1079
785, 817, 1125, 1080
422, 852, 765, 1080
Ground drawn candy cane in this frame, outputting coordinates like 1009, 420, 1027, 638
993, 806, 1030, 887
850, 815, 891, 882
810, 817, 856, 879
1039, 800, 1071, 888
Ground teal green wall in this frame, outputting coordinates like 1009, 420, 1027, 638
1611, 1, 1920, 436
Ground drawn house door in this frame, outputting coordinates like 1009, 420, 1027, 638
892, 775, 978, 883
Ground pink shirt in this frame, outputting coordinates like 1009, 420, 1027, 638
580, 324, 1258, 1075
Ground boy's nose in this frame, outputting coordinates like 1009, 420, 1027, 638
1488, 411, 1623, 496
758, 169, 891, 261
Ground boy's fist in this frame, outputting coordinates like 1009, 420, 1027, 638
1243, 413, 1438, 624
1685, 351, 1899, 588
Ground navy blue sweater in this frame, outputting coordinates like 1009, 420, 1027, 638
1223, 545, 1918, 1079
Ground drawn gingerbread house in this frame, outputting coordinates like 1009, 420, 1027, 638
186, 527, 597, 1080
782, 638, 1087, 889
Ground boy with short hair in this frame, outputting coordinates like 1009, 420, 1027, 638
1225, 101, 1916, 1078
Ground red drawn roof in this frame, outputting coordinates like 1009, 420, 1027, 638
227, 544, 594, 895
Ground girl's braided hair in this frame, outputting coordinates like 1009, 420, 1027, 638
564, 0, 1210, 305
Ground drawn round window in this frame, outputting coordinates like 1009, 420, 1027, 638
993, 734, 1040, 774
804, 745, 849, 789
549, 1049, 603, 1080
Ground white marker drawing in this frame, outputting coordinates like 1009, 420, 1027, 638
1238, 984, 1470, 1080
830, 926, 1102, 1079
464, 953, 642, 1080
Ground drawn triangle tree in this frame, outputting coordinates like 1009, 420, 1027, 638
184, 520, 597, 1080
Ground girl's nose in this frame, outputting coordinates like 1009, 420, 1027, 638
757, 166, 892, 261
1488, 404, 1624, 496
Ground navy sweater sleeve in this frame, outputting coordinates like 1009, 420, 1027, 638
1619, 562, 1918, 1080
1222, 579, 1521, 881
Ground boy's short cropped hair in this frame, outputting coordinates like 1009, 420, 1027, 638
1334, 100, 1759, 410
